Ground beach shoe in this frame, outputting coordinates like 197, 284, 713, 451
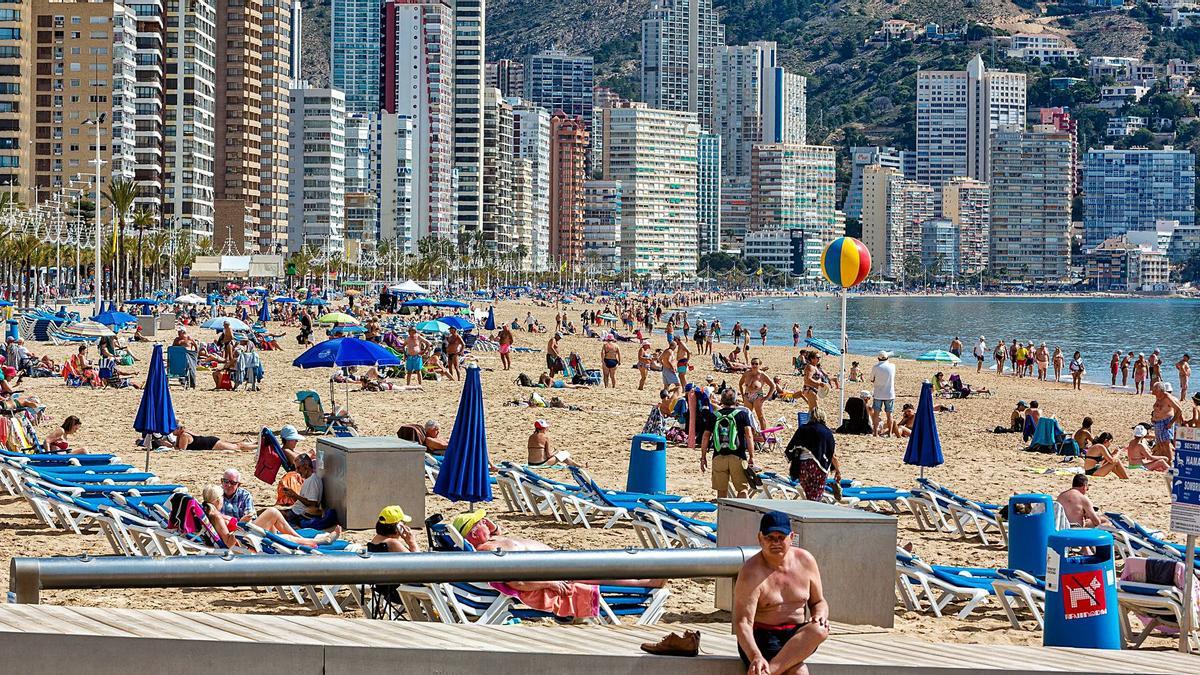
640, 629, 700, 657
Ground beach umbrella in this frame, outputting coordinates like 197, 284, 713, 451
293, 337, 401, 411
317, 312, 359, 325
0, 299, 11, 307
916, 350, 960, 364
439, 315, 475, 331
257, 301, 271, 324
805, 337, 843, 356
415, 320, 450, 334
126, 298, 159, 306
903, 381, 944, 480
433, 363, 492, 505
301, 297, 328, 306
433, 299, 469, 309
63, 320, 114, 338
391, 280, 430, 295
329, 325, 366, 335
484, 306, 496, 331
92, 310, 139, 328
273, 296, 297, 304
175, 293, 206, 305
134, 344, 177, 471
201, 316, 251, 332
402, 298, 436, 308
598, 313, 618, 322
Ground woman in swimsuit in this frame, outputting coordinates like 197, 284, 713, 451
173, 425, 256, 452
201, 484, 340, 548
1082, 433, 1128, 479
44, 415, 86, 454
675, 338, 692, 388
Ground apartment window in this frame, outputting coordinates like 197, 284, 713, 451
70, 16, 80, 24
0, 82, 17, 94
0, 156, 18, 167
0, 46, 16, 58
0, 28, 19, 39
0, 9, 18, 21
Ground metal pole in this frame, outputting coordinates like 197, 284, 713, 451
9, 546, 757, 605
838, 288, 847, 419
1182, 534, 1196, 654
92, 121, 102, 316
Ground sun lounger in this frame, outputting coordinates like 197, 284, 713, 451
915, 478, 1007, 546
1117, 557, 1200, 650
1104, 512, 1200, 564
992, 568, 1046, 630
895, 548, 996, 619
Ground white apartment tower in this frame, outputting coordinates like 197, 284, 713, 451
942, 177, 990, 277
714, 42, 807, 178
111, 2, 139, 183
916, 55, 1025, 189
454, 0, 486, 235
287, 84, 346, 253
130, 0, 165, 216
377, 114, 415, 250
640, 0, 724, 132
602, 104, 700, 275
510, 100, 552, 271
164, 0, 217, 239
481, 88, 514, 251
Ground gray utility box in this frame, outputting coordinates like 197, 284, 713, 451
157, 312, 175, 331
136, 315, 158, 337
316, 436, 426, 530
715, 499, 896, 628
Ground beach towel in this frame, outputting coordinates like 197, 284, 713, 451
166, 493, 223, 548
490, 581, 600, 618
1121, 558, 1200, 629
254, 427, 289, 484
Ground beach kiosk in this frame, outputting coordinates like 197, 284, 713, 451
317, 436, 426, 529
715, 499, 896, 627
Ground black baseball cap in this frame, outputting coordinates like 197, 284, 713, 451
759, 511, 792, 536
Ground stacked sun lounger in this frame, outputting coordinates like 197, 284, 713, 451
909, 478, 1007, 547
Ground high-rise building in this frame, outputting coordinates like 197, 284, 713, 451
380, 0, 455, 246
342, 114, 375, 242
749, 143, 841, 278
583, 180, 622, 273
602, 104, 700, 274
1039, 107, 1078, 196
916, 54, 1025, 189
510, 99, 551, 270
844, 146, 903, 221
259, 0, 294, 253
714, 42, 807, 178
591, 85, 626, 176
942, 177, 990, 277
164, 0, 217, 240
697, 133, 721, 255
920, 218, 959, 281
524, 49, 593, 125
640, 0, 724, 131
763, 67, 805, 146
0, 3, 26, 190
377, 114, 415, 249
719, 177, 751, 248
859, 164, 904, 278
453, 0, 485, 235
289, 0, 301, 83
331, 0, 380, 115
287, 84, 345, 253
550, 110, 588, 266
990, 127, 1074, 281
1082, 146, 1196, 251
130, 0, 165, 215
897, 181, 937, 269
214, 0, 267, 253
481, 87, 513, 250
486, 59, 524, 98
510, 156, 533, 264
111, 1, 139, 184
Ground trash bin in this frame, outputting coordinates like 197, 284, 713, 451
1043, 528, 1121, 649
5, 319, 17, 342
1008, 493, 1055, 576
627, 433, 667, 494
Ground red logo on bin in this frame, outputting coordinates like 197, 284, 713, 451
1062, 570, 1106, 620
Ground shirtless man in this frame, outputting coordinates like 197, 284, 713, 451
527, 419, 584, 467
497, 324, 514, 371
1035, 343, 1049, 381
1120, 351, 1132, 388
637, 340, 654, 391
404, 327, 431, 386
1149, 350, 1162, 388
1176, 354, 1191, 401
445, 327, 465, 381
600, 335, 621, 388
675, 336, 692, 388
733, 511, 829, 675
172, 328, 198, 350
740, 358, 777, 428
1150, 381, 1183, 463
659, 340, 680, 393
546, 332, 564, 378
1055, 475, 1106, 527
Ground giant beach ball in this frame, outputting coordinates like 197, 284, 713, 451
821, 237, 871, 289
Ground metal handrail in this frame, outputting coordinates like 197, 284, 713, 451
9, 546, 759, 604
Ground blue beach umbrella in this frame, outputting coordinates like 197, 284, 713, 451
258, 301, 271, 324
916, 350, 960, 364
903, 381, 944, 480
402, 298, 436, 308
484, 306, 496, 331
126, 298, 158, 306
302, 297, 328, 306
293, 337, 401, 369
273, 296, 297, 304
415, 320, 450, 334
0, 299, 13, 307
92, 309, 139, 328
201, 316, 251, 332
134, 344, 178, 471
805, 337, 842, 356
439, 315, 475, 331
433, 364, 492, 504
433, 299, 469, 309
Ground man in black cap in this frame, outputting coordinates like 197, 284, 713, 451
732, 511, 829, 675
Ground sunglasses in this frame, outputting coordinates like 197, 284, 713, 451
221, 479, 239, 486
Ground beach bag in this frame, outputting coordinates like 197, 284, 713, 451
529, 392, 547, 407
119, 353, 135, 366
516, 373, 534, 387
713, 410, 740, 456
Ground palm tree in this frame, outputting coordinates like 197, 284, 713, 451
143, 230, 170, 291
131, 208, 154, 296
103, 178, 137, 302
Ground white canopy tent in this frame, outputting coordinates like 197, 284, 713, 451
389, 280, 430, 295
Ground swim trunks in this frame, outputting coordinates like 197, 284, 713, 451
406, 355, 423, 372
1153, 416, 1176, 443
499, 344, 511, 354
604, 358, 619, 369
738, 622, 808, 667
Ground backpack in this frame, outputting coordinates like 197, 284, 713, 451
713, 409, 741, 455
516, 373, 534, 387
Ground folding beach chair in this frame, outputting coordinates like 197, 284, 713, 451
166, 345, 197, 389
1025, 417, 1079, 456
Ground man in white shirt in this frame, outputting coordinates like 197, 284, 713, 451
282, 454, 324, 526
870, 351, 896, 437
973, 336, 987, 373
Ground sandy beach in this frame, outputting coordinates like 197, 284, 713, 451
0, 298, 1184, 648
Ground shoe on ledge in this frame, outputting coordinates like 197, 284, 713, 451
640, 629, 700, 657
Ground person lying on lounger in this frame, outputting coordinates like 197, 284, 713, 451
201, 484, 341, 548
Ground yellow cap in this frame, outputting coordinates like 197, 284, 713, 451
377, 505, 412, 525
450, 509, 487, 538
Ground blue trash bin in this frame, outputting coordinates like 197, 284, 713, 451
627, 433, 667, 494
1008, 493, 1056, 576
1043, 529, 1121, 649
4, 319, 17, 342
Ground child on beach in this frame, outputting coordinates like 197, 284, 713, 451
1069, 351, 1084, 391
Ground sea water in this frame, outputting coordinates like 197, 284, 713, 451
690, 295, 1200, 392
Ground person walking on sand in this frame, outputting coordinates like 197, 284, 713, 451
1150, 382, 1183, 463
759, 323, 768, 346
1177, 354, 1191, 401
445, 327, 465, 381
404, 327, 431, 386
1133, 354, 1147, 395
1035, 343, 1049, 381
1120, 351, 1132, 388
994, 339, 1007, 376
600, 335, 621, 388
870, 351, 896, 437
1052, 347, 1065, 383
497, 324, 514, 371
1069, 351, 1084, 391
973, 336, 987, 374
949, 337, 962, 360
637, 340, 653, 391
740, 358, 777, 428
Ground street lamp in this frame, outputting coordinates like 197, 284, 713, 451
83, 113, 107, 316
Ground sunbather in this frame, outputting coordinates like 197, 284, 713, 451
1055, 474, 1106, 527
527, 419, 585, 467
44, 415, 87, 454
423, 419, 449, 454
370, 505, 420, 552
1082, 432, 1128, 479
200, 484, 340, 548
894, 403, 915, 438
1125, 425, 1169, 471
171, 424, 256, 452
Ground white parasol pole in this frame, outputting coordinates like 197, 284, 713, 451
838, 288, 847, 422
